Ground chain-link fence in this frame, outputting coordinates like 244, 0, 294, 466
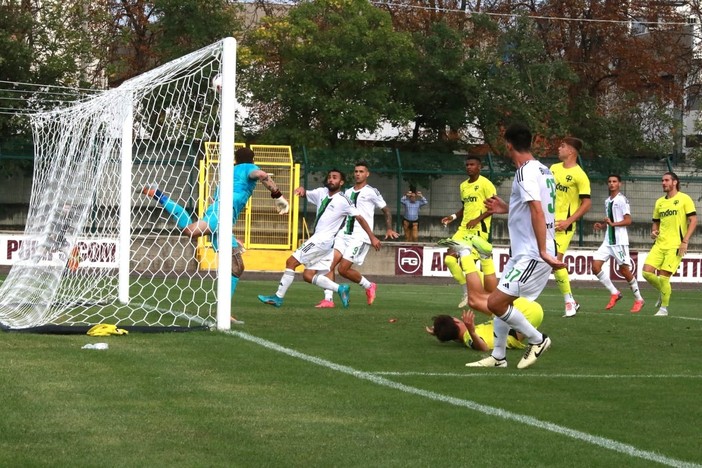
298, 148, 702, 250
2, 146, 702, 251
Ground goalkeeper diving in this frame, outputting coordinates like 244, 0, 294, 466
142, 147, 289, 314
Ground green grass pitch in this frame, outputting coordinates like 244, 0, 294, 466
1, 279, 700, 467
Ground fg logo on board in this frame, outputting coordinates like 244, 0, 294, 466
396, 247, 423, 275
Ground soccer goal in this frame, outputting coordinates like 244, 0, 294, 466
0, 38, 239, 332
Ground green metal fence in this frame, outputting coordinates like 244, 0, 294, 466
297, 147, 702, 250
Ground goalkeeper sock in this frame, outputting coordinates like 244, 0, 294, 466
159, 196, 194, 230
231, 275, 239, 297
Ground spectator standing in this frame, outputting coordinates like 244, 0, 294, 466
400, 188, 428, 242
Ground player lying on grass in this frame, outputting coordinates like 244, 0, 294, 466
426, 298, 544, 351
456, 124, 561, 370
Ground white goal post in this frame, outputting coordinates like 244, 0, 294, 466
0, 38, 237, 332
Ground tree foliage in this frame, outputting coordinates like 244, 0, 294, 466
1, 0, 699, 167
243, 0, 415, 147
105, 0, 241, 84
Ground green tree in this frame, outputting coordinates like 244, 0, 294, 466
464, 15, 575, 158
402, 20, 477, 147
513, 0, 689, 163
106, 0, 241, 84
243, 0, 415, 147
1, 0, 113, 179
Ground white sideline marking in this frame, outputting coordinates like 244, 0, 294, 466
574, 310, 702, 322
374, 372, 702, 379
225, 329, 700, 468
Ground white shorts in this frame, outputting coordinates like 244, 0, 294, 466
333, 234, 370, 266
593, 242, 631, 267
497, 256, 551, 301
292, 237, 334, 271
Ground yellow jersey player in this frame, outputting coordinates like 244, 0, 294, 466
642, 172, 697, 316
426, 298, 544, 351
550, 137, 591, 317
440, 155, 497, 307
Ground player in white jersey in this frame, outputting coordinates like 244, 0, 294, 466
591, 174, 644, 312
316, 161, 399, 308
258, 169, 381, 308
465, 123, 564, 369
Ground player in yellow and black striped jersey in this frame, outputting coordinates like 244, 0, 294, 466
642, 172, 697, 316
440, 156, 497, 307
550, 137, 591, 317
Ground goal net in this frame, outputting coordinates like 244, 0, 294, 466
0, 38, 237, 332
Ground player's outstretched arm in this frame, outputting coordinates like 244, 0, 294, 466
250, 170, 289, 214
381, 207, 399, 239
462, 311, 489, 351
528, 200, 565, 269
356, 215, 381, 250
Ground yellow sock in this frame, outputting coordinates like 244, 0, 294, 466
554, 268, 572, 296
445, 255, 466, 284
460, 254, 478, 275
481, 257, 495, 277
642, 271, 661, 291
659, 276, 672, 307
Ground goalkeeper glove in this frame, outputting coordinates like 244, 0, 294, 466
274, 196, 289, 215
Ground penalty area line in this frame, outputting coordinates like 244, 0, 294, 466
225, 329, 700, 468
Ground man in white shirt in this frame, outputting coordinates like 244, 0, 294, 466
258, 169, 381, 308
592, 174, 645, 312
316, 161, 399, 308
464, 123, 565, 369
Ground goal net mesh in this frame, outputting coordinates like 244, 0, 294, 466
0, 40, 230, 331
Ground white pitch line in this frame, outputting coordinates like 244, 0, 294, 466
570, 311, 702, 322
373, 371, 702, 379
225, 329, 701, 468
